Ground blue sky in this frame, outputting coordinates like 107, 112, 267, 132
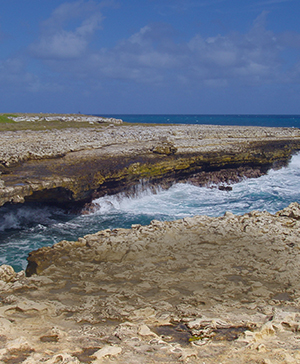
1, 0, 300, 114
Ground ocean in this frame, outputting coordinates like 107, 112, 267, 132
101, 114, 300, 128
1, 114, 300, 271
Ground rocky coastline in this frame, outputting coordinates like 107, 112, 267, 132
1, 116, 300, 363
1, 120, 300, 208
1, 203, 300, 363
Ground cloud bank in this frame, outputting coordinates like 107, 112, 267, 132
28, 6, 298, 88
1, 0, 300, 113
29, 1, 105, 59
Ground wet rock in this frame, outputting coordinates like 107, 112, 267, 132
1, 123, 300, 207
218, 185, 232, 191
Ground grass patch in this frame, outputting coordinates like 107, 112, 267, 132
0, 114, 17, 123
0, 113, 152, 132
0, 113, 114, 131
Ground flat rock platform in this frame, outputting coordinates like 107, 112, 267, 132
1, 204, 300, 363
1, 122, 300, 207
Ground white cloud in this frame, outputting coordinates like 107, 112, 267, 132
110, 12, 286, 85
26, 9, 300, 92
128, 26, 152, 46
30, 1, 104, 59
183, 11, 286, 84
31, 31, 89, 59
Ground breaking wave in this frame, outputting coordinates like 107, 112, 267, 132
1, 152, 300, 271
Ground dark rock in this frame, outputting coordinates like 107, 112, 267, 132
218, 185, 233, 191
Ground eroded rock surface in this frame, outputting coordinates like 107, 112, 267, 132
1, 203, 300, 363
1, 124, 300, 206
7, 114, 123, 125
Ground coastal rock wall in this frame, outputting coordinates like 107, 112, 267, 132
0, 203, 300, 363
1, 124, 299, 168
1, 124, 300, 207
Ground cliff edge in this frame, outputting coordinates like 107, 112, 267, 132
1, 117, 300, 207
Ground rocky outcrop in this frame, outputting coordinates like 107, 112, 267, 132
1, 124, 300, 207
7, 113, 123, 124
1, 203, 300, 363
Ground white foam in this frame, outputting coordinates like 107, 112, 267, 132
2, 152, 300, 271
90, 152, 300, 218
0, 205, 61, 232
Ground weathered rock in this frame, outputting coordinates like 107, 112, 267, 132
7, 113, 123, 125
0, 203, 298, 362
276, 201, 300, 219
1, 120, 300, 362
152, 142, 177, 155
0, 265, 16, 283
1, 124, 300, 207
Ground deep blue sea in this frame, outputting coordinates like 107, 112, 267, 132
1, 114, 300, 271
101, 114, 300, 128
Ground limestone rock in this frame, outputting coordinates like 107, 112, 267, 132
2, 198, 300, 362
276, 202, 300, 219
92, 346, 122, 362
0, 265, 16, 283
1, 123, 300, 207
152, 142, 177, 155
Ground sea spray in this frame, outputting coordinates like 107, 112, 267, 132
1, 152, 300, 271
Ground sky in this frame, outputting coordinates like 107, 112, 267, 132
1, 0, 300, 114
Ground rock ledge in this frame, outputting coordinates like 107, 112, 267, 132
1, 123, 300, 207
1, 203, 300, 363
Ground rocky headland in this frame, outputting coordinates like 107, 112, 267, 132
1, 115, 300, 363
1, 116, 300, 207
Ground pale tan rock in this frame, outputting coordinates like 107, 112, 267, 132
0, 265, 16, 283
179, 348, 198, 361
0, 317, 12, 332
6, 336, 32, 351
138, 324, 157, 337
42, 353, 81, 364
1, 205, 300, 362
262, 359, 273, 364
277, 202, 300, 219
92, 345, 122, 362
130, 307, 156, 320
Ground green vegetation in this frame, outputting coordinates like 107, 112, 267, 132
188, 335, 204, 342
0, 113, 111, 132
0, 114, 17, 124
0, 113, 163, 132
0, 113, 162, 131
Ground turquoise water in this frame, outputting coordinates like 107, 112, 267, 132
1, 153, 300, 271
1, 115, 300, 271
